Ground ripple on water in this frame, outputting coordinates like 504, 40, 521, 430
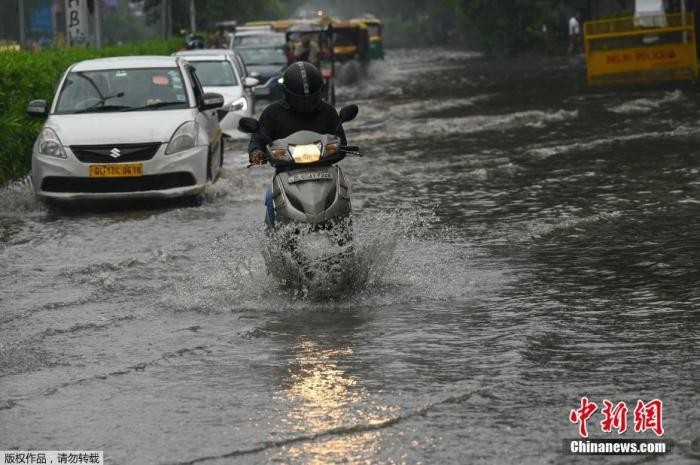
352, 109, 579, 142
525, 124, 700, 159
607, 89, 684, 114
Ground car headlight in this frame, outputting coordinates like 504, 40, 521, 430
165, 121, 198, 155
277, 77, 284, 85
36, 127, 66, 158
231, 97, 247, 112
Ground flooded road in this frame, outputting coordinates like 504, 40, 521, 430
1, 48, 700, 464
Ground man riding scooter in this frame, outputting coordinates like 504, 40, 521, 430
248, 61, 347, 226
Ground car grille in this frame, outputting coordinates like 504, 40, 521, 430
71, 143, 161, 163
41, 173, 196, 193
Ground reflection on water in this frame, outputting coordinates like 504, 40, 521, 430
275, 340, 395, 464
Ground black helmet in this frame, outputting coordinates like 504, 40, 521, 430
282, 61, 324, 113
186, 35, 205, 50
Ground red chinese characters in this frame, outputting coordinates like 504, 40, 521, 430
634, 399, 664, 436
569, 397, 598, 438
601, 400, 628, 434
570, 398, 664, 437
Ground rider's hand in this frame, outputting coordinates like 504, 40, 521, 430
249, 149, 267, 165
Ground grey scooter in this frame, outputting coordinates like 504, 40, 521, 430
239, 105, 361, 269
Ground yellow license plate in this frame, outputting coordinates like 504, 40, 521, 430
89, 163, 143, 178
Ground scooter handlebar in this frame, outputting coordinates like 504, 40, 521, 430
248, 145, 362, 167
339, 145, 362, 157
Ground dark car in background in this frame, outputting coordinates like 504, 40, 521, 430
232, 28, 288, 105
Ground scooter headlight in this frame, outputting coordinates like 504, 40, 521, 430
36, 127, 66, 159
289, 143, 322, 164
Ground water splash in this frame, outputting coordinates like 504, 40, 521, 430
0, 175, 45, 218
258, 211, 417, 301
162, 207, 452, 309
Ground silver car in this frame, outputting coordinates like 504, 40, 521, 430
173, 49, 258, 137
27, 55, 225, 202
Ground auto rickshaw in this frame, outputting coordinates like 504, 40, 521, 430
352, 17, 384, 60
325, 19, 370, 65
285, 21, 336, 105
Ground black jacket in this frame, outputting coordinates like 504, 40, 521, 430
248, 100, 347, 155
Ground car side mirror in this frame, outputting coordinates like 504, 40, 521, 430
339, 104, 358, 123
200, 92, 224, 111
249, 71, 261, 78
27, 99, 48, 118
244, 76, 260, 88
238, 117, 260, 134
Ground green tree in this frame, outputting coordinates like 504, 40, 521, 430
140, 0, 286, 34
449, 0, 557, 55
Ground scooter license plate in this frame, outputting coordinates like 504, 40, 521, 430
288, 172, 332, 184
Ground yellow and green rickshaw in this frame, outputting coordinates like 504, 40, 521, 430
352, 17, 384, 60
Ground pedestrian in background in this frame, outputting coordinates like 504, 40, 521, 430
568, 11, 582, 55
294, 35, 320, 67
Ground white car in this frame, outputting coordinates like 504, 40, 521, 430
27, 55, 225, 202
173, 49, 258, 137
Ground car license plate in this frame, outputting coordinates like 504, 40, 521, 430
89, 163, 143, 178
288, 171, 332, 184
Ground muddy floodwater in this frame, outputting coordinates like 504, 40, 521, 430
1, 49, 699, 464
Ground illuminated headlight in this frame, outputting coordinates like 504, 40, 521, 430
36, 127, 66, 158
165, 121, 198, 155
231, 97, 247, 112
289, 143, 322, 163
277, 77, 284, 85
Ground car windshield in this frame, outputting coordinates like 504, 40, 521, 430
191, 60, 238, 87
234, 34, 286, 47
237, 48, 287, 66
55, 67, 189, 114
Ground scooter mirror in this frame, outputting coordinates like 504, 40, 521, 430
238, 117, 260, 134
339, 104, 359, 123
